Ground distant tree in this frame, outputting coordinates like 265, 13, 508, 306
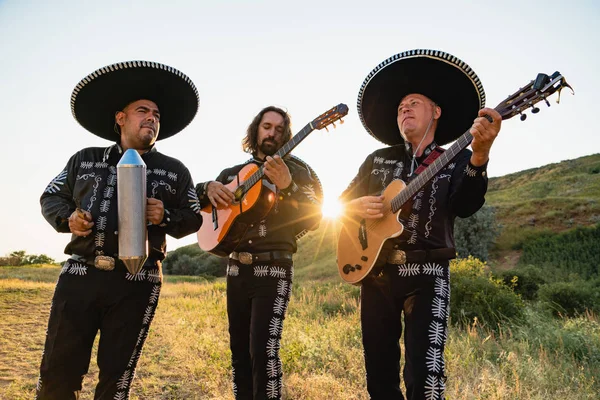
24, 254, 55, 265
3, 250, 56, 266
9, 250, 27, 265
454, 205, 500, 261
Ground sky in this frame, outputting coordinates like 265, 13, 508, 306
0, 0, 598, 262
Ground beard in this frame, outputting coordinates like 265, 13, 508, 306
259, 139, 278, 156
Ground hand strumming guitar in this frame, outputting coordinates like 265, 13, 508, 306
206, 181, 235, 207
344, 195, 385, 219
263, 155, 292, 190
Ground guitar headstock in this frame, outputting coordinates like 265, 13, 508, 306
312, 103, 349, 131
496, 72, 574, 121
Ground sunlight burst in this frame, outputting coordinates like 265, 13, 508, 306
322, 197, 343, 219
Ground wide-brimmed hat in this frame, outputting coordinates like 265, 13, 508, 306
70, 60, 199, 141
358, 49, 486, 146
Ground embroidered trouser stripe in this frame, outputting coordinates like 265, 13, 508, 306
226, 260, 293, 400
36, 259, 162, 400
360, 261, 450, 400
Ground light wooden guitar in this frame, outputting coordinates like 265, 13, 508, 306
198, 103, 349, 257
337, 72, 573, 284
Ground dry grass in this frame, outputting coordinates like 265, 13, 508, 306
1, 266, 598, 399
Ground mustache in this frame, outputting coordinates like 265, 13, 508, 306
141, 123, 156, 131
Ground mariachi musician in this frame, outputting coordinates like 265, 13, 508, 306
338, 49, 502, 399
195, 105, 322, 399
37, 60, 202, 399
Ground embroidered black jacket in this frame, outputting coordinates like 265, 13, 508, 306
196, 156, 322, 254
340, 142, 488, 251
41, 144, 202, 263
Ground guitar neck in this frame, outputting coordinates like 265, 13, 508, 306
390, 130, 474, 213
242, 122, 315, 190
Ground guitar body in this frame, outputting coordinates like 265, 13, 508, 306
197, 163, 276, 257
337, 179, 408, 284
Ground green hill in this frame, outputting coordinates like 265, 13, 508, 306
487, 153, 600, 250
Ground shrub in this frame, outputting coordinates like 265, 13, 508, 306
454, 205, 500, 261
450, 257, 525, 328
496, 264, 547, 300
538, 281, 600, 317
163, 244, 227, 277
520, 224, 600, 279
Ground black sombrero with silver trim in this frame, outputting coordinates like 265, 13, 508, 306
358, 49, 486, 146
71, 60, 199, 141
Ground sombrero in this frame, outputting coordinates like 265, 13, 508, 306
357, 49, 486, 146
70, 60, 199, 141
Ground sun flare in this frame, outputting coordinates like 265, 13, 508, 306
321, 197, 343, 219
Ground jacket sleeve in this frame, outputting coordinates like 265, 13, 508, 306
159, 165, 203, 238
448, 149, 489, 218
40, 152, 80, 233
339, 154, 375, 203
280, 161, 323, 234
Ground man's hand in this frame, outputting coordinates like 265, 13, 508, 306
206, 181, 235, 208
263, 155, 292, 190
344, 195, 386, 219
470, 108, 502, 166
68, 209, 94, 236
147, 198, 165, 225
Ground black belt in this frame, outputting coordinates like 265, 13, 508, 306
229, 251, 293, 265
386, 248, 456, 264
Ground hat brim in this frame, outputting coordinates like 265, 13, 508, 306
358, 49, 485, 146
71, 61, 199, 141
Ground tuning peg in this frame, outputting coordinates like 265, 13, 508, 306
340, 118, 345, 124
332, 122, 336, 128
529, 102, 540, 114
519, 110, 527, 121
324, 126, 329, 132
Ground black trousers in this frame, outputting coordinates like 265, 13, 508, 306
361, 261, 450, 400
36, 259, 162, 400
226, 258, 293, 400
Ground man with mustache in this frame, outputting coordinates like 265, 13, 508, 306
37, 61, 202, 399
195, 106, 322, 400
339, 50, 502, 399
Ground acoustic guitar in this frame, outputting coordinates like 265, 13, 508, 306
198, 103, 349, 256
337, 72, 573, 284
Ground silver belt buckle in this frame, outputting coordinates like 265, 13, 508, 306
95, 255, 115, 271
387, 250, 407, 265
238, 252, 253, 265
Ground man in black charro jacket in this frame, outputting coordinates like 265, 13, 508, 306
37, 61, 202, 399
339, 50, 502, 400
195, 106, 322, 400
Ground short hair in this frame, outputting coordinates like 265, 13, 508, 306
242, 106, 292, 154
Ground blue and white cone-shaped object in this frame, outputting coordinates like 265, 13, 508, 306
117, 149, 148, 275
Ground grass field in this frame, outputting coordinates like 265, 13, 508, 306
1, 264, 599, 399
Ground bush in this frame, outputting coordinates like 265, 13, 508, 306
538, 281, 600, 317
520, 224, 600, 279
450, 257, 525, 328
454, 205, 500, 261
496, 264, 547, 300
163, 244, 227, 277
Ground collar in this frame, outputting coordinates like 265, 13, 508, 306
405, 141, 438, 159
103, 143, 157, 162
